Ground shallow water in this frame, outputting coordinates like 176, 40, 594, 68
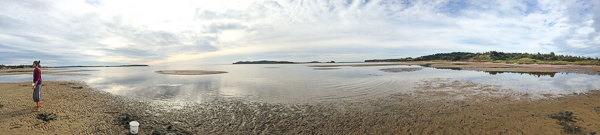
1, 63, 599, 103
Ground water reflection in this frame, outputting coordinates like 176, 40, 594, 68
433, 67, 461, 70
1, 64, 600, 103
485, 71, 557, 78
434, 67, 558, 78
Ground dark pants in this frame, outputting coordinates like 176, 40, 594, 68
33, 84, 41, 102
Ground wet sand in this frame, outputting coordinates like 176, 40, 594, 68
1, 81, 600, 134
154, 70, 228, 75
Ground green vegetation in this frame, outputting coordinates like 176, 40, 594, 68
467, 55, 492, 62
365, 51, 600, 65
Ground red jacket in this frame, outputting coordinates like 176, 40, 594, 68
33, 67, 42, 84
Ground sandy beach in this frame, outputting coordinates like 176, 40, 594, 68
1, 81, 599, 134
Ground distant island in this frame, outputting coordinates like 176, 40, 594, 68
365, 51, 600, 65
233, 60, 294, 64
233, 60, 336, 64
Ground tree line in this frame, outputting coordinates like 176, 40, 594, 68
0, 64, 35, 70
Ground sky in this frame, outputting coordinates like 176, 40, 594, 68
0, 0, 599, 66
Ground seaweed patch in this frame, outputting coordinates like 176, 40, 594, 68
548, 111, 595, 134
37, 113, 57, 122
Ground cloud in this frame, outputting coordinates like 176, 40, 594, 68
0, 0, 599, 66
544, 0, 600, 57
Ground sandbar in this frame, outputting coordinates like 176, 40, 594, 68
313, 68, 341, 70
154, 70, 227, 75
379, 67, 422, 73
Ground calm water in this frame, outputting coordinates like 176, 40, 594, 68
1, 63, 599, 103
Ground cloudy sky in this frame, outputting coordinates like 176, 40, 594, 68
1, 0, 599, 66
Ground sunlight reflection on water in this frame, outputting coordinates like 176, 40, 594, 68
1, 63, 599, 103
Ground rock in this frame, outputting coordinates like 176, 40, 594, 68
152, 130, 167, 135
152, 129, 166, 135
114, 114, 137, 129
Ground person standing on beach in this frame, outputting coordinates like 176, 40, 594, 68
32, 60, 42, 112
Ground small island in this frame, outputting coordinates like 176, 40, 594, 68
154, 70, 227, 75
233, 60, 294, 64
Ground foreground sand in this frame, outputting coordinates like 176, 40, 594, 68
1, 81, 600, 134
0, 81, 129, 134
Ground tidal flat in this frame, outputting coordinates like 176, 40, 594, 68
2, 62, 600, 134
1, 81, 600, 134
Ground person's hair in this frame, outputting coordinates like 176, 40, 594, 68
34, 60, 41, 67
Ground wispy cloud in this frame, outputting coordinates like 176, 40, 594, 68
0, 0, 599, 66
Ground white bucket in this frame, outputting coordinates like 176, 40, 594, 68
129, 121, 139, 134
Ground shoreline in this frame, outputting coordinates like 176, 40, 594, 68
428, 62, 600, 76
1, 81, 600, 134
310, 61, 600, 76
